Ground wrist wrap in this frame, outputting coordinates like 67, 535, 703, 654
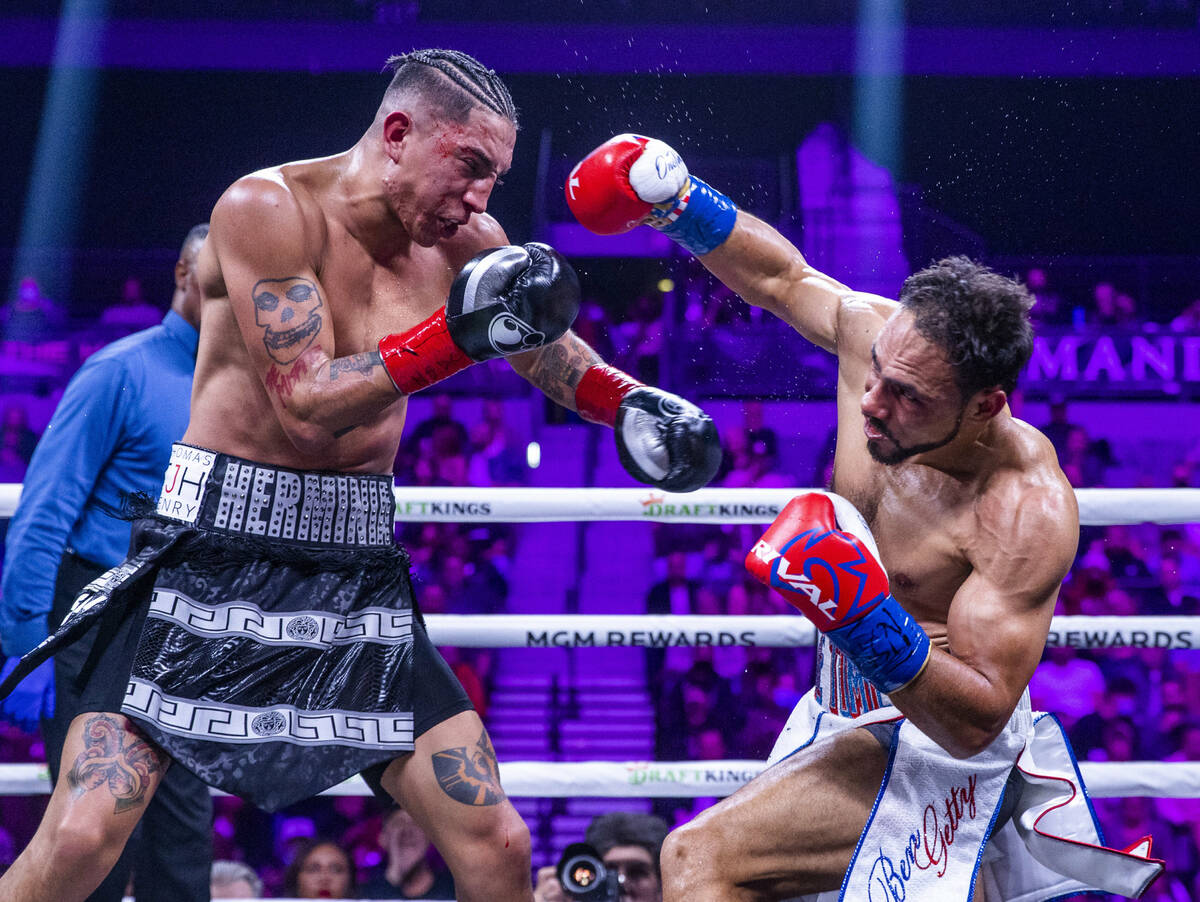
827, 594, 931, 694
574, 364, 644, 427
650, 175, 738, 256
378, 311, 475, 395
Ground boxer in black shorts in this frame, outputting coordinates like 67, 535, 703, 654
0, 51, 721, 902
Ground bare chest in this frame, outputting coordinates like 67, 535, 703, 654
833, 467, 973, 621
318, 238, 457, 357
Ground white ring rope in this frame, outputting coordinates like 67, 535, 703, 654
424, 614, 1200, 650
2, 484, 1197, 803
2, 484, 1200, 524
1, 760, 1198, 799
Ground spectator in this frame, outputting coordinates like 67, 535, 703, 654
1167, 296, 1200, 332
0, 404, 38, 466
1029, 646, 1107, 733
1039, 395, 1076, 460
284, 839, 355, 900
533, 812, 669, 902
0, 408, 34, 486
1097, 525, 1152, 583
1, 276, 66, 343
614, 289, 664, 384
399, 394, 470, 482
360, 807, 455, 899
646, 551, 700, 686
585, 812, 669, 902
1155, 555, 1200, 615
467, 399, 526, 486
1091, 281, 1137, 328
99, 276, 165, 334
736, 660, 794, 758
1160, 527, 1200, 588
656, 659, 738, 762
646, 551, 698, 617
572, 293, 615, 361
696, 531, 736, 594
210, 860, 263, 899
1025, 266, 1065, 325
1059, 424, 1112, 487
703, 280, 749, 329
441, 551, 506, 615
723, 428, 789, 488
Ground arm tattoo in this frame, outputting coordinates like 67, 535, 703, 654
66, 714, 168, 814
251, 276, 324, 364
431, 728, 503, 806
329, 351, 383, 380
522, 334, 602, 409
264, 356, 309, 402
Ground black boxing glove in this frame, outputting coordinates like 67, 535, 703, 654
575, 364, 722, 493
379, 243, 581, 394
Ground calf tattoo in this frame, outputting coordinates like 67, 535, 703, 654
432, 729, 503, 806
252, 276, 324, 364
66, 714, 167, 814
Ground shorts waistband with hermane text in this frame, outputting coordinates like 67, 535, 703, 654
156, 443, 395, 548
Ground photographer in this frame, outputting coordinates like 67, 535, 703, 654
534, 812, 668, 902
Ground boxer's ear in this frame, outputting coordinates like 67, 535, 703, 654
969, 386, 1007, 422
382, 110, 413, 162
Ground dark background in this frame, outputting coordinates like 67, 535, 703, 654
2, 70, 1198, 251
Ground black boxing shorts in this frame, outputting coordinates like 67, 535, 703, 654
3, 443, 473, 811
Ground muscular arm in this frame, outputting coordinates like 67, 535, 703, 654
700, 211, 892, 354
506, 330, 603, 410
889, 478, 1079, 758
210, 177, 399, 454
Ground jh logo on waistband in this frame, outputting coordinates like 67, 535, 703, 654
158, 445, 216, 524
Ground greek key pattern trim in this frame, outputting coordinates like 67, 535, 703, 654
122, 678, 415, 748
148, 588, 414, 648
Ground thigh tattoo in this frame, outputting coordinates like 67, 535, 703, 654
432, 728, 504, 806
66, 714, 167, 813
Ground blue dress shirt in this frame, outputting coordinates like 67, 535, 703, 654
0, 311, 197, 657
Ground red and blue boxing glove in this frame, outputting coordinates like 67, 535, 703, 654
566, 134, 738, 256
746, 493, 931, 694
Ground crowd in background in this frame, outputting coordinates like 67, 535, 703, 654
1, 266, 1200, 898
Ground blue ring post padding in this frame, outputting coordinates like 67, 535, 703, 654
655, 176, 738, 256
827, 595, 931, 694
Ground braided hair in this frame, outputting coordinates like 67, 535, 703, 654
384, 49, 517, 127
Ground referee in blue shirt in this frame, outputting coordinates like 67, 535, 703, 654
0, 225, 213, 902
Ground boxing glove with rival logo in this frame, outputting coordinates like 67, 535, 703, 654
746, 492, 931, 694
379, 243, 580, 394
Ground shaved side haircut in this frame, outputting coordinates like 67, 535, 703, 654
384, 48, 518, 127
180, 223, 209, 259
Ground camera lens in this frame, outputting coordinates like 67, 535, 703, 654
556, 842, 620, 901
562, 853, 601, 891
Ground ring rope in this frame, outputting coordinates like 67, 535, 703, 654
2, 485, 1200, 524
1, 760, 1197, 799
1, 485, 1196, 804
423, 614, 1200, 650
